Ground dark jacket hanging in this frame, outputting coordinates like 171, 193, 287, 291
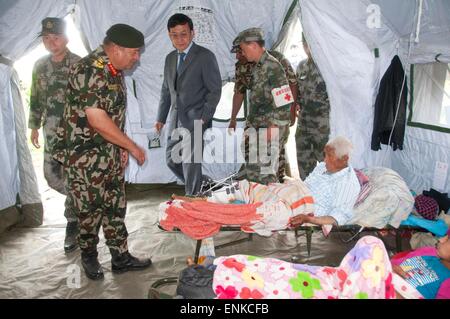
371, 55, 408, 151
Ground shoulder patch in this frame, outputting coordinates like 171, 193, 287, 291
93, 57, 105, 69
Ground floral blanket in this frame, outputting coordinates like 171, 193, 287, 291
212, 236, 423, 299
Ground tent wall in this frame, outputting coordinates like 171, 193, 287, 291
0, 65, 43, 231
0, 0, 449, 213
373, 0, 450, 64
298, 0, 400, 169
299, 0, 450, 194
0, 64, 19, 211
75, 0, 295, 183
0, 0, 74, 61
393, 127, 450, 194
0, 0, 76, 225
0, 0, 295, 212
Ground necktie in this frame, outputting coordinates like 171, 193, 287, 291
178, 52, 186, 71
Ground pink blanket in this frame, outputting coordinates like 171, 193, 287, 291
213, 236, 423, 299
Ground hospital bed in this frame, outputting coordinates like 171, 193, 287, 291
156, 167, 441, 279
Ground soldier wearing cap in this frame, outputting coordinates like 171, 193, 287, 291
229, 33, 298, 182
29, 17, 81, 253
53, 23, 151, 280
234, 28, 294, 185
295, 33, 330, 180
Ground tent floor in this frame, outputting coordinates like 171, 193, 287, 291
0, 184, 411, 298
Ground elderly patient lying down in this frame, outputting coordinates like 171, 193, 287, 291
160, 136, 361, 239
176, 235, 450, 299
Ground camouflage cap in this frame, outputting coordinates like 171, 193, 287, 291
106, 24, 144, 48
230, 35, 241, 53
39, 17, 66, 36
237, 27, 265, 43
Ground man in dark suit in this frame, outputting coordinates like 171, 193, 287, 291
155, 13, 222, 196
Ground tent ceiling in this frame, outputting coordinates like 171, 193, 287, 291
372, 0, 450, 41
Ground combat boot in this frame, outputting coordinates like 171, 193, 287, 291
111, 251, 152, 274
64, 221, 79, 253
81, 250, 104, 280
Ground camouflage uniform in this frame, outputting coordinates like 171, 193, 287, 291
296, 58, 330, 180
239, 50, 293, 184
53, 46, 129, 255
235, 50, 297, 182
29, 51, 80, 222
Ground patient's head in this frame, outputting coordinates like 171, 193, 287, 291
324, 136, 353, 173
436, 235, 450, 262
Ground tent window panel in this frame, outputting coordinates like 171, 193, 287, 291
408, 63, 450, 132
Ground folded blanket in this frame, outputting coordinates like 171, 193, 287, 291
159, 200, 262, 240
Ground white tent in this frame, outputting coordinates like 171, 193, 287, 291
1, 0, 449, 230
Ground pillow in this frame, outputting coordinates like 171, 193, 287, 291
354, 183, 372, 207
414, 195, 439, 220
353, 169, 371, 207
354, 168, 369, 186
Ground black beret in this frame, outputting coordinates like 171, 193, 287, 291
106, 24, 144, 48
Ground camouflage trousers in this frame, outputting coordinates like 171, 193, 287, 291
238, 124, 290, 184
43, 151, 77, 222
277, 137, 289, 180
295, 125, 329, 180
66, 165, 128, 254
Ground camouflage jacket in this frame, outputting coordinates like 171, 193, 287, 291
296, 58, 330, 127
29, 50, 80, 130
234, 50, 297, 95
53, 46, 126, 171
247, 50, 293, 127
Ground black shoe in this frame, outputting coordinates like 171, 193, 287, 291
111, 252, 152, 274
81, 251, 104, 280
64, 221, 79, 253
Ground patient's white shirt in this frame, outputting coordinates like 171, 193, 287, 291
305, 162, 360, 225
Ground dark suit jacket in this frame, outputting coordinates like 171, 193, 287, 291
157, 42, 222, 133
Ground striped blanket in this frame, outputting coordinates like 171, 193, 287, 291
159, 179, 315, 239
